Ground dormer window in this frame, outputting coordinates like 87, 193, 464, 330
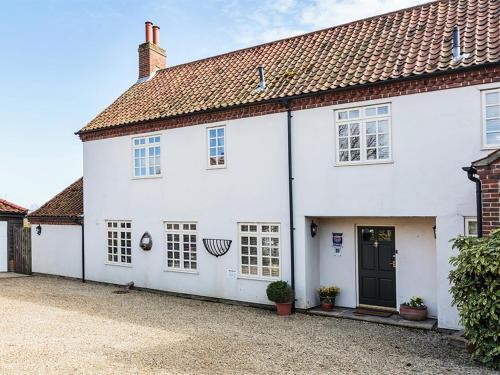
133, 135, 161, 177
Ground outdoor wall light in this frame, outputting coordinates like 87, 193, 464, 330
432, 225, 437, 239
36, 224, 42, 236
140, 232, 153, 251
310, 220, 318, 238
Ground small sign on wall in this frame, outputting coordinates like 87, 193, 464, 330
332, 233, 343, 256
226, 269, 237, 279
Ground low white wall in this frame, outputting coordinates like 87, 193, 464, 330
0, 221, 7, 272
31, 224, 82, 279
318, 217, 437, 318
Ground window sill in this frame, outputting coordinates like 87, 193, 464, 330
164, 268, 199, 275
105, 262, 133, 268
335, 159, 394, 167
237, 275, 280, 282
206, 165, 227, 170
131, 175, 163, 180
481, 145, 500, 151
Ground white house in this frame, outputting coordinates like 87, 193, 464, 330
70, 0, 500, 330
28, 178, 83, 279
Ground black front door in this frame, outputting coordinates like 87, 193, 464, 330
358, 226, 396, 308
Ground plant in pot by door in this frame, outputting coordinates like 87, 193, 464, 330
318, 286, 340, 311
400, 297, 428, 321
266, 281, 294, 316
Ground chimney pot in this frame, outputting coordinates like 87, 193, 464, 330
145, 21, 153, 43
138, 22, 166, 80
152, 25, 160, 45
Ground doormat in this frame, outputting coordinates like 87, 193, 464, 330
354, 308, 393, 318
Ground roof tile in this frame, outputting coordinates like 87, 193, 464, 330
80, 0, 499, 134
0, 200, 27, 215
28, 178, 83, 220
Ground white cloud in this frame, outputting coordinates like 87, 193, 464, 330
300, 0, 428, 29
222, 0, 429, 47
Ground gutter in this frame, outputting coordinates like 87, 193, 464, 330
78, 214, 86, 282
462, 167, 483, 237
75, 62, 500, 137
283, 99, 296, 309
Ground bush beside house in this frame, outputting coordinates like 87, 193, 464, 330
449, 230, 500, 369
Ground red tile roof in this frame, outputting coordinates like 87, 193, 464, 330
79, 0, 499, 135
0, 199, 28, 215
28, 178, 83, 222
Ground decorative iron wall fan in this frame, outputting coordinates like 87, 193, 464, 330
202, 239, 232, 257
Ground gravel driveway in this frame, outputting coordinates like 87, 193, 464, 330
0, 276, 492, 374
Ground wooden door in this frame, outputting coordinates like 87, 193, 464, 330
358, 227, 396, 308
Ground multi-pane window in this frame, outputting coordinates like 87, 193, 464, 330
165, 222, 197, 271
335, 104, 391, 164
133, 135, 161, 177
208, 126, 225, 167
239, 223, 280, 279
483, 89, 500, 147
106, 221, 132, 265
465, 217, 478, 237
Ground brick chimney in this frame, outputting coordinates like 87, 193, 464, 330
138, 21, 166, 80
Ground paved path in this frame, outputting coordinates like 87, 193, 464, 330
0, 276, 492, 374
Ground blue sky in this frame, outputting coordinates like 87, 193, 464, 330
0, 0, 426, 209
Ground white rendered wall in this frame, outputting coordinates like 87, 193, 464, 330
292, 82, 499, 329
83, 81, 498, 327
0, 221, 7, 272
31, 224, 82, 278
317, 217, 437, 317
83, 113, 290, 306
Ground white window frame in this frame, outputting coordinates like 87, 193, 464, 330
132, 135, 162, 178
238, 223, 281, 280
105, 220, 132, 266
207, 125, 226, 169
165, 222, 198, 273
334, 103, 392, 165
482, 88, 500, 149
464, 217, 478, 237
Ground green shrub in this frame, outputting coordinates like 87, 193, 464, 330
266, 281, 294, 303
449, 230, 500, 369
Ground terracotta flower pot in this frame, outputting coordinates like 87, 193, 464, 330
276, 302, 293, 316
321, 300, 334, 311
399, 304, 427, 321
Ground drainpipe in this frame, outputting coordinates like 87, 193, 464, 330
283, 99, 296, 309
78, 214, 85, 282
462, 167, 483, 237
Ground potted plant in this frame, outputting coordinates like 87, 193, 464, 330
318, 286, 340, 311
266, 281, 294, 316
400, 297, 428, 321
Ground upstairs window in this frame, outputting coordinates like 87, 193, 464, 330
483, 89, 500, 148
133, 135, 161, 177
106, 221, 132, 265
208, 126, 225, 168
335, 104, 391, 164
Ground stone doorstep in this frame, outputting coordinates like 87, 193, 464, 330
306, 306, 437, 331
0, 272, 31, 279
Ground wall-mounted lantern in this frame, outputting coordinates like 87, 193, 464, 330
36, 224, 42, 236
140, 232, 153, 251
310, 220, 318, 238
432, 225, 437, 239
